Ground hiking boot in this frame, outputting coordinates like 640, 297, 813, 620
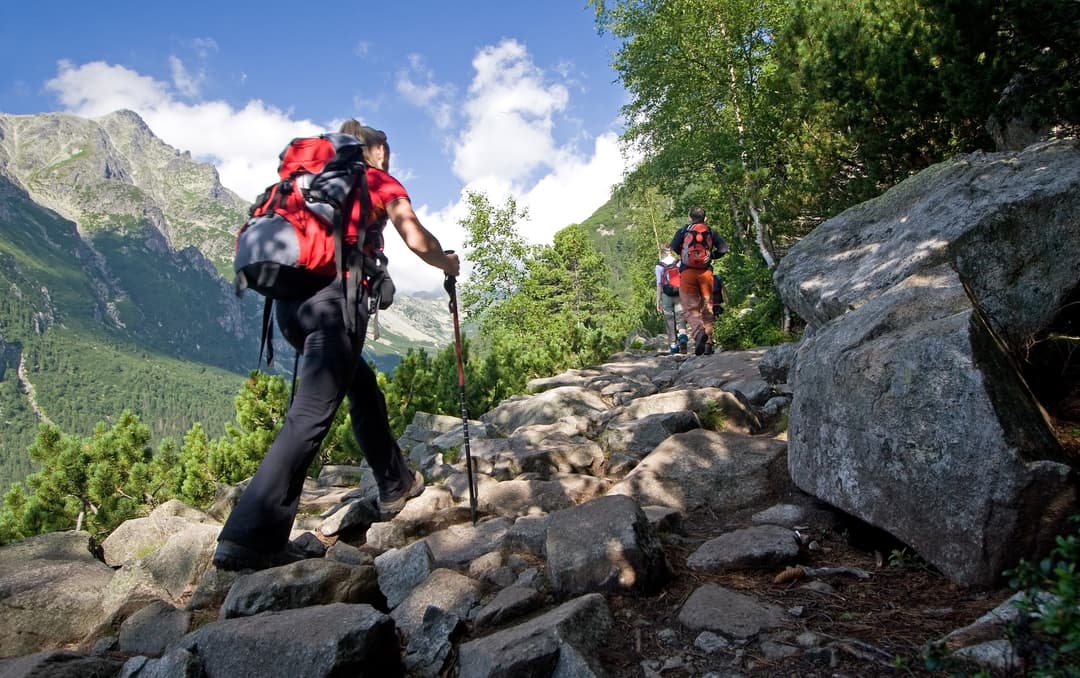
669, 343, 680, 354
378, 470, 425, 516
694, 333, 708, 356
705, 342, 715, 355
677, 334, 688, 354
213, 539, 308, 572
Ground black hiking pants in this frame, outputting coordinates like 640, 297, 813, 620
218, 283, 412, 555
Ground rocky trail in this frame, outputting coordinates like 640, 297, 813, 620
0, 345, 1018, 677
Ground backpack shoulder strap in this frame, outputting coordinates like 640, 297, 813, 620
257, 298, 274, 367
335, 168, 373, 335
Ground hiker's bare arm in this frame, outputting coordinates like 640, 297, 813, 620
387, 198, 460, 276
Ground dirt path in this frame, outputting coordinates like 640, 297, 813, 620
16, 352, 51, 425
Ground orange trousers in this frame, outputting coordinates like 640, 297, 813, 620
679, 268, 714, 346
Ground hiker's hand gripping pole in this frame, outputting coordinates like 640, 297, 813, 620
443, 251, 478, 526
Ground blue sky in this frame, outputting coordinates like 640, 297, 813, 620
0, 1, 637, 292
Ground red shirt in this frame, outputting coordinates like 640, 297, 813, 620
346, 167, 409, 244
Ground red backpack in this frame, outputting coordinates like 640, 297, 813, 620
681, 222, 713, 269
233, 133, 373, 364
660, 261, 681, 296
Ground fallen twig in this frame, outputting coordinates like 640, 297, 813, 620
829, 638, 896, 665
773, 565, 871, 584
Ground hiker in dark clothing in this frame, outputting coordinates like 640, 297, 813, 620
214, 123, 458, 571
712, 275, 727, 319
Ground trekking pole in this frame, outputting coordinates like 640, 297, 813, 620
443, 252, 478, 526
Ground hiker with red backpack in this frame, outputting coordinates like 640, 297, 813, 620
655, 245, 689, 354
669, 206, 728, 356
214, 122, 458, 571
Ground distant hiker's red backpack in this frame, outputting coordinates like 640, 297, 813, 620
233, 133, 373, 365
660, 261, 681, 296
681, 222, 713, 269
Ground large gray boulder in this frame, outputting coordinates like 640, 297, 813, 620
0, 531, 114, 658
481, 386, 611, 436
606, 429, 788, 514
545, 495, 670, 596
457, 593, 614, 678
178, 603, 400, 677
775, 140, 1080, 587
774, 140, 1080, 347
100, 500, 217, 567
220, 559, 381, 619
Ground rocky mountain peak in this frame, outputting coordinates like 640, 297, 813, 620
0, 110, 245, 268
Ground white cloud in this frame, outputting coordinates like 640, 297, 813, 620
381, 38, 639, 293
519, 131, 629, 244
445, 40, 634, 244
169, 56, 203, 98
187, 37, 219, 59
45, 60, 321, 202
395, 54, 454, 129
451, 40, 568, 185
47, 60, 169, 115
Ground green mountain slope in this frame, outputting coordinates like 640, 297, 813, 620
577, 193, 683, 288
0, 174, 245, 484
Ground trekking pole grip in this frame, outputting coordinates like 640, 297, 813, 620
442, 249, 456, 297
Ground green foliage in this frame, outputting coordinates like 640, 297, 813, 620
700, 400, 728, 431
713, 287, 795, 350
1, 412, 168, 542
441, 446, 461, 465
0, 177, 260, 491
0, 363, 383, 546
1005, 517, 1080, 675
459, 191, 533, 321
580, 186, 680, 321
919, 0, 1080, 143
204, 372, 287, 486
477, 223, 634, 380
710, 242, 796, 350
378, 194, 641, 441
112, 371, 287, 510
172, 424, 216, 506
380, 346, 462, 438
887, 547, 935, 573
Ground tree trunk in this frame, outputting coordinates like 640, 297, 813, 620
727, 192, 746, 243
747, 196, 776, 269
718, 20, 777, 270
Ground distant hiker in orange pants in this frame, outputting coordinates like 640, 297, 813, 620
669, 206, 727, 355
